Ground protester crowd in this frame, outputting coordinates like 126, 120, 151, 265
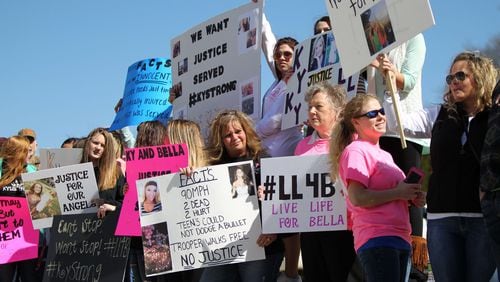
1, 2, 500, 282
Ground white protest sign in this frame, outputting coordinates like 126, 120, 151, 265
282, 32, 359, 130
260, 155, 347, 233
136, 161, 265, 276
39, 148, 83, 170
324, 0, 434, 76
21, 162, 99, 229
170, 2, 263, 137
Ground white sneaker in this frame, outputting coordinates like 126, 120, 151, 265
276, 272, 303, 282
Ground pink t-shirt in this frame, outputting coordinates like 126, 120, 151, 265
294, 132, 329, 156
339, 139, 410, 251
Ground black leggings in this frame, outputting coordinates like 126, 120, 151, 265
380, 137, 424, 236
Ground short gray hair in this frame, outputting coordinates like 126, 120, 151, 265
304, 81, 347, 110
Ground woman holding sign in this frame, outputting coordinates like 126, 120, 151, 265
200, 109, 282, 282
330, 94, 424, 282
294, 82, 358, 282
256, 36, 303, 282
231, 166, 255, 199
80, 128, 125, 218
0, 136, 40, 281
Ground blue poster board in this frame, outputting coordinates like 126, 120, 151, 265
110, 58, 172, 131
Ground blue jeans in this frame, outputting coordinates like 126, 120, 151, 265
427, 216, 496, 282
482, 191, 500, 275
358, 247, 410, 282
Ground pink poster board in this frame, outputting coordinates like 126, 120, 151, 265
0, 196, 39, 264
115, 144, 188, 236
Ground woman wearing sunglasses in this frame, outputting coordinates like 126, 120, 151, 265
256, 36, 304, 282
367, 34, 428, 242
384, 51, 498, 282
330, 94, 424, 282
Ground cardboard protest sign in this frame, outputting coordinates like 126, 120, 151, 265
110, 58, 172, 131
170, 2, 263, 136
21, 163, 99, 229
282, 32, 359, 130
115, 144, 188, 236
137, 161, 265, 276
260, 155, 347, 233
43, 213, 130, 282
324, 0, 434, 76
0, 196, 39, 264
39, 148, 83, 170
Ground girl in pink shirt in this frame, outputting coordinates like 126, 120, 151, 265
329, 94, 424, 282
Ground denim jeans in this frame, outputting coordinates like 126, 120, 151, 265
482, 191, 500, 274
358, 247, 410, 282
427, 216, 496, 282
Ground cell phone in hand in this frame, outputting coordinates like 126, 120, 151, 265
404, 167, 424, 184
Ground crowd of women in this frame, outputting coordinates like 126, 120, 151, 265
1, 3, 500, 282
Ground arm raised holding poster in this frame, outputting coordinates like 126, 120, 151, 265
256, 37, 303, 157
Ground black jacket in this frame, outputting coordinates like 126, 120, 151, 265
427, 104, 489, 213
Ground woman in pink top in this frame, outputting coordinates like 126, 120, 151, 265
295, 82, 358, 282
329, 94, 424, 282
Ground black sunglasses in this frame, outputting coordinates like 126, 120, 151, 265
355, 108, 385, 119
274, 51, 293, 60
446, 71, 468, 85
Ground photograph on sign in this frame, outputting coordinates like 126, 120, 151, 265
142, 222, 172, 275
24, 178, 62, 220
361, 1, 396, 55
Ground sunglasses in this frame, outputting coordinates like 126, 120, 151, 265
446, 71, 468, 85
273, 51, 293, 60
355, 108, 385, 119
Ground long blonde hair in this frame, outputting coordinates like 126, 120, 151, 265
0, 136, 30, 188
167, 119, 208, 168
329, 94, 378, 179
80, 128, 120, 191
444, 51, 499, 113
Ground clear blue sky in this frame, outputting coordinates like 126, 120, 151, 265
1, 0, 499, 150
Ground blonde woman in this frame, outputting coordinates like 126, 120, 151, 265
166, 119, 208, 168
330, 94, 423, 282
80, 127, 125, 218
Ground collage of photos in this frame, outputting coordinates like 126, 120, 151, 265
361, 0, 396, 55
24, 178, 61, 221
237, 11, 257, 53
